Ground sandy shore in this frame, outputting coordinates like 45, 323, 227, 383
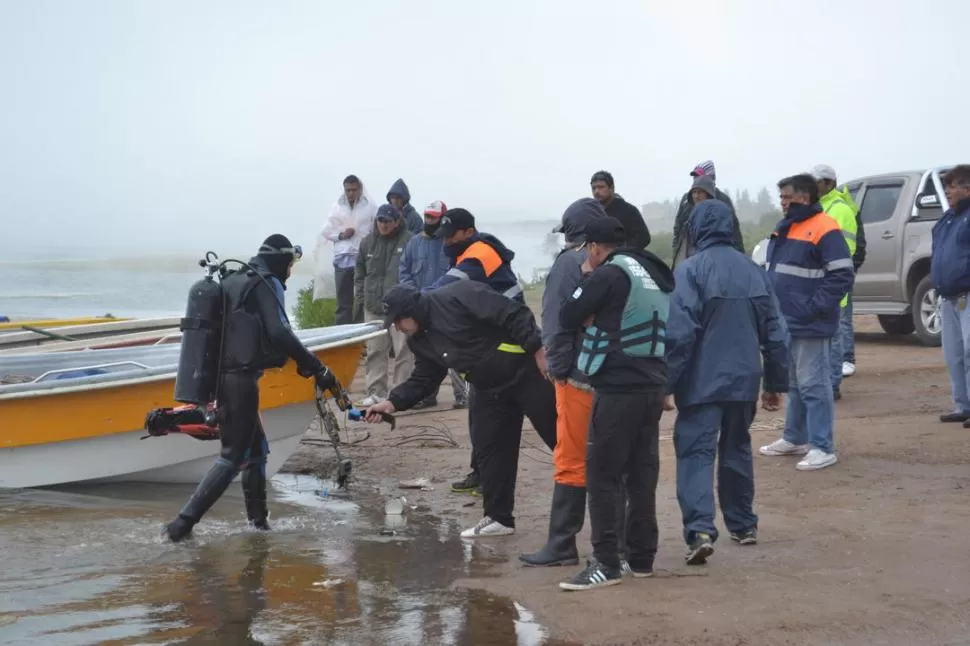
279, 315, 970, 645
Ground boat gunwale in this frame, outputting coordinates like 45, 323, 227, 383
0, 327, 385, 401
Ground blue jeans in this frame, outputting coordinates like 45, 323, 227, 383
941, 297, 970, 414
783, 337, 835, 454
674, 402, 758, 544
841, 294, 855, 363
829, 307, 846, 389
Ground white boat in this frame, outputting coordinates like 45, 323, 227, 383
0, 323, 385, 489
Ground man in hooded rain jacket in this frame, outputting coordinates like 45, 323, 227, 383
672, 160, 743, 267
387, 178, 424, 235
665, 200, 790, 566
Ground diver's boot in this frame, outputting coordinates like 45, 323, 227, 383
519, 484, 586, 567
164, 458, 238, 543
241, 464, 271, 531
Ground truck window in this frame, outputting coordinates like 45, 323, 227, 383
858, 183, 903, 224
846, 183, 862, 203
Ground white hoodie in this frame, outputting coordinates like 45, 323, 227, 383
312, 182, 378, 300
315, 183, 378, 267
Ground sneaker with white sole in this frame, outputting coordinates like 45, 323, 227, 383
796, 448, 838, 471
356, 394, 385, 408
759, 438, 811, 457
842, 362, 856, 377
460, 516, 514, 538
559, 559, 623, 591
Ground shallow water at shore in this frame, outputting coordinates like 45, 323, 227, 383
0, 474, 574, 646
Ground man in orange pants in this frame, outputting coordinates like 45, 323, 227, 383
520, 198, 605, 567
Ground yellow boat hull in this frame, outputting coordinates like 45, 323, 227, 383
0, 331, 381, 488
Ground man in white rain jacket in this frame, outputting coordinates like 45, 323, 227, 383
314, 175, 378, 324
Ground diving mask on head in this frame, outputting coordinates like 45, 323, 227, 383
258, 243, 303, 261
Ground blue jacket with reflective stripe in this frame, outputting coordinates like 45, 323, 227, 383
765, 203, 855, 338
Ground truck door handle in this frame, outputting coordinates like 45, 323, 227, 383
881, 231, 895, 240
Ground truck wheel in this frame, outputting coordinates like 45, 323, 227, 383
878, 315, 915, 336
911, 275, 943, 347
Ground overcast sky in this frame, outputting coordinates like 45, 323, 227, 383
1, 0, 967, 255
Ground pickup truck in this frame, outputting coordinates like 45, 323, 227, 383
752, 166, 957, 347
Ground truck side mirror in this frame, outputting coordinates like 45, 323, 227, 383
917, 194, 941, 209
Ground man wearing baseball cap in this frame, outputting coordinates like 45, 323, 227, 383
366, 280, 557, 539
427, 206, 524, 496
672, 160, 743, 267
812, 164, 865, 392
557, 216, 675, 591
812, 164, 859, 401
398, 200, 469, 410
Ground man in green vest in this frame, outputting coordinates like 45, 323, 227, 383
812, 164, 860, 401
556, 216, 675, 592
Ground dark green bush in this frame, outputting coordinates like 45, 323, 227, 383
292, 281, 337, 329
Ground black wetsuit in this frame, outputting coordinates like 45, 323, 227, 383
165, 254, 329, 542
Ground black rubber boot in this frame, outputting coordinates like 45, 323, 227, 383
242, 465, 271, 531
519, 483, 586, 567
164, 459, 238, 543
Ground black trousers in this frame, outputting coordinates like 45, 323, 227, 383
472, 362, 557, 528
333, 266, 359, 325
587, 389, 663, 571
219, 372, 269, 468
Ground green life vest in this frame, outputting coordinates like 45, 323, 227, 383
576, 253, 670, 377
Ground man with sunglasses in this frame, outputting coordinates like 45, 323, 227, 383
164, 234, 341, 542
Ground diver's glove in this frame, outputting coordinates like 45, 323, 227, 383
314, 366, 337, 392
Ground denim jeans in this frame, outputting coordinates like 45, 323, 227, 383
841, 294, 855, 363
941, 297, 970, 415
783, 337, 835, 454
829, 307, 845, 389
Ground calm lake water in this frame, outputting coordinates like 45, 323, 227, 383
0, 474, 573, 646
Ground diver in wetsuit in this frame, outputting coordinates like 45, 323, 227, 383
164, 234, 339, 543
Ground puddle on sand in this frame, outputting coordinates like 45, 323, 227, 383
0, 474, 577, 645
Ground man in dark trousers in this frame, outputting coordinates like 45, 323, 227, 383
671, 160, 743, 267
557, 216, 674, 591
164, 235, 341, 542
364, 281, 557, 538
590, 171, 651, 249
664, 200, 790, 566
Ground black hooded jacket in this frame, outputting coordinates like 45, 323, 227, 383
387, 280, 543, 411
560, 248, 675, 392
603, 195, 651, 249
671, 188, 744, 265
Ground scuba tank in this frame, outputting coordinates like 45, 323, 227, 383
174, 253, 226, 405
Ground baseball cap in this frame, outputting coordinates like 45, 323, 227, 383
435, 207, 476, 238
690, 160, 717, 179
555, 197, 606, 242
381, 284, 420, 328
584, 216, 626, 245
423, 200, 447, 218
811, 164, 837, 182
376, 203, 400, 222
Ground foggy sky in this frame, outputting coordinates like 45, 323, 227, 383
1, 0, 967, 256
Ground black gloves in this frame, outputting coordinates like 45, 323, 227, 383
314, 366, 337, 392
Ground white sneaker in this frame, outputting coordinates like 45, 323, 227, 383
796, 448, 838, 471
460, 516, 514, 538
842, 362, 856, 377
357, 394, 385, 407
759, 438, 811, 457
